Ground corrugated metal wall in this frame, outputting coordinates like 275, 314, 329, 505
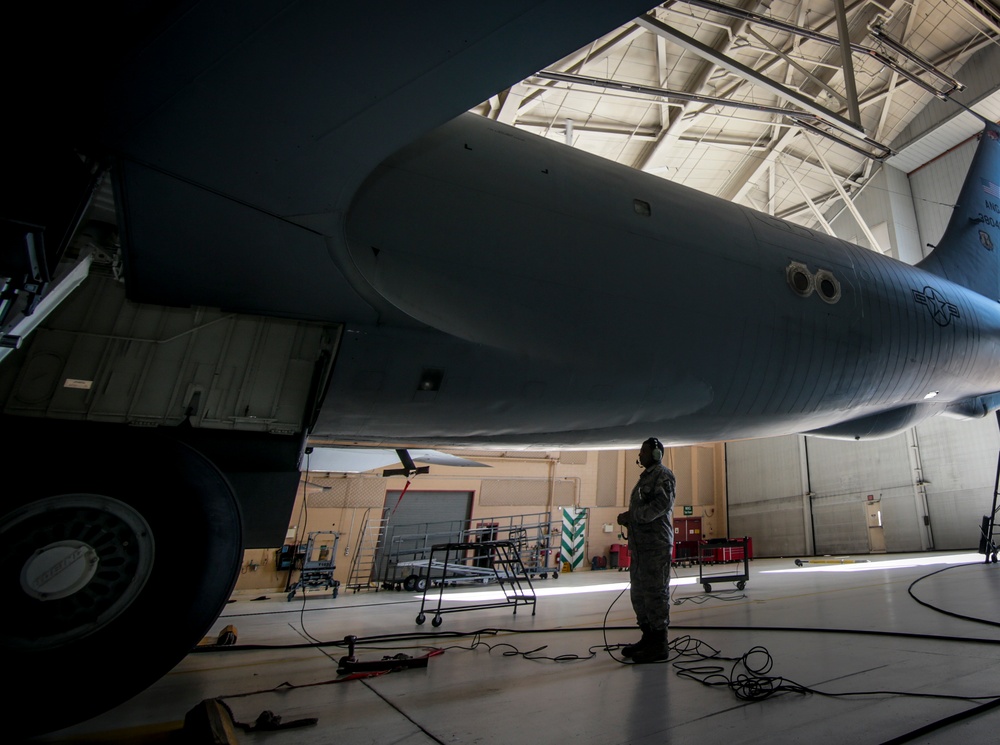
728, 417, 998, 557
917, 416, 1000, 549
726, 436, 808, 556
806, 436, 918, 553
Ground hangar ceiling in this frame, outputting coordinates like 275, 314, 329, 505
472, 0, 1000, 243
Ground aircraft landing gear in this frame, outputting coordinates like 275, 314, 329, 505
1, 431, 243, 738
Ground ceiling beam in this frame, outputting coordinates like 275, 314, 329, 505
779, 158, 837, 234
635, 13, 868, 138
632, 0, 761, 172
803, 133, 884, 252
833, 0, 862, 125
509, 23, 647, 123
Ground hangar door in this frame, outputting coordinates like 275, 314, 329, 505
375, 491, 473, 587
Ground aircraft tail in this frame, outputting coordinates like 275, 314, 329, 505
916, 121, 1000, 300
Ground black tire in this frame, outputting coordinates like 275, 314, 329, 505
432, 615, 443, 627
703, 583, 712, 593
403, 574, 418, 592
736, 580, 746, 590
416, 613, 426, 625
415, 577, 428, 592
1, 431, 242, 738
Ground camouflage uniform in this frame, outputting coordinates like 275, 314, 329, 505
626, 462, 676, 632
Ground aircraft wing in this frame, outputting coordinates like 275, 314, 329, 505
100, 2, 659, 320
305, 447, 489, 474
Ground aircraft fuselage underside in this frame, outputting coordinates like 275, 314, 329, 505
314, 114, 1000, 446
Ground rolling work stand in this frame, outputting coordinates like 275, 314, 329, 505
287, 531, 341, 601
698, 536, 750, 592
415, 540, 537, 626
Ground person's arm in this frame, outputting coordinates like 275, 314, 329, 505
629, 470, 675, 524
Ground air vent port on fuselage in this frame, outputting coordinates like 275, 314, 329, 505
786, 261, 814, 297
815, 269, 841, 304
786, 261, 841, 304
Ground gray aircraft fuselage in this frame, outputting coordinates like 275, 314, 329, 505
315, 113, 1000, 448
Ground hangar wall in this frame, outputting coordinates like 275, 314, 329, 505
727, 415, 999, 558
233, 442, 728, 594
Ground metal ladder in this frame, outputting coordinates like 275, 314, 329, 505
346, 509, 388, 591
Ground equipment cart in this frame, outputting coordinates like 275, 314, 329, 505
698, 536, 750, 592
287, 531, 341, 601
415, 540, 537, 626
377, 512, 560, 590
396, 556, 498, 591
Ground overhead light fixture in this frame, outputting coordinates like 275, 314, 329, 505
923, 391, 939, 399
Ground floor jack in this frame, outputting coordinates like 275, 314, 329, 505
337, 635, 443, 675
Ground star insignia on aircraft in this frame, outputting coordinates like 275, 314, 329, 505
912, 286, 960, 326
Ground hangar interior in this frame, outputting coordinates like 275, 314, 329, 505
13, 0, 1000, 742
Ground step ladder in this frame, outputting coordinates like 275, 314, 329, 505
346, 509, 388, 592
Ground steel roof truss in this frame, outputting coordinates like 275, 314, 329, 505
635, 13, 868, 138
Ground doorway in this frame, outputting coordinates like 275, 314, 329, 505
374, 490, 473, 587
867, 501, 886, 553
674, 517, 702, 564
675, 517, 703, 542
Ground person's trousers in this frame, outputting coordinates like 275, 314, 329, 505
629, 543, 672, 631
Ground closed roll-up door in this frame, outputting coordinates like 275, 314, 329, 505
376, 491, 473, 586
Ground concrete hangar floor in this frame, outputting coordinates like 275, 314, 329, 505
32, 552, 1000, 745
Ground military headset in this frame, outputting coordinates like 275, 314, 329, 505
644, 437, 664, 463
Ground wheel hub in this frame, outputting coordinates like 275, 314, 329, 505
21, 540, 100, 600
1, 494, 155, 650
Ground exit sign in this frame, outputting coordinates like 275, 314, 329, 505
683, 506, 693, 516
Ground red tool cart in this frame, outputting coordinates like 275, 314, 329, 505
672, 540, 700, 567
698, 536, 750, 592
609, 543, 630, 571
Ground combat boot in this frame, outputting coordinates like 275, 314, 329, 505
621, 623, 652, 658
632, 628, 668, 664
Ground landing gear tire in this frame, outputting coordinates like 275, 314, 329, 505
1, 432, 242, 738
